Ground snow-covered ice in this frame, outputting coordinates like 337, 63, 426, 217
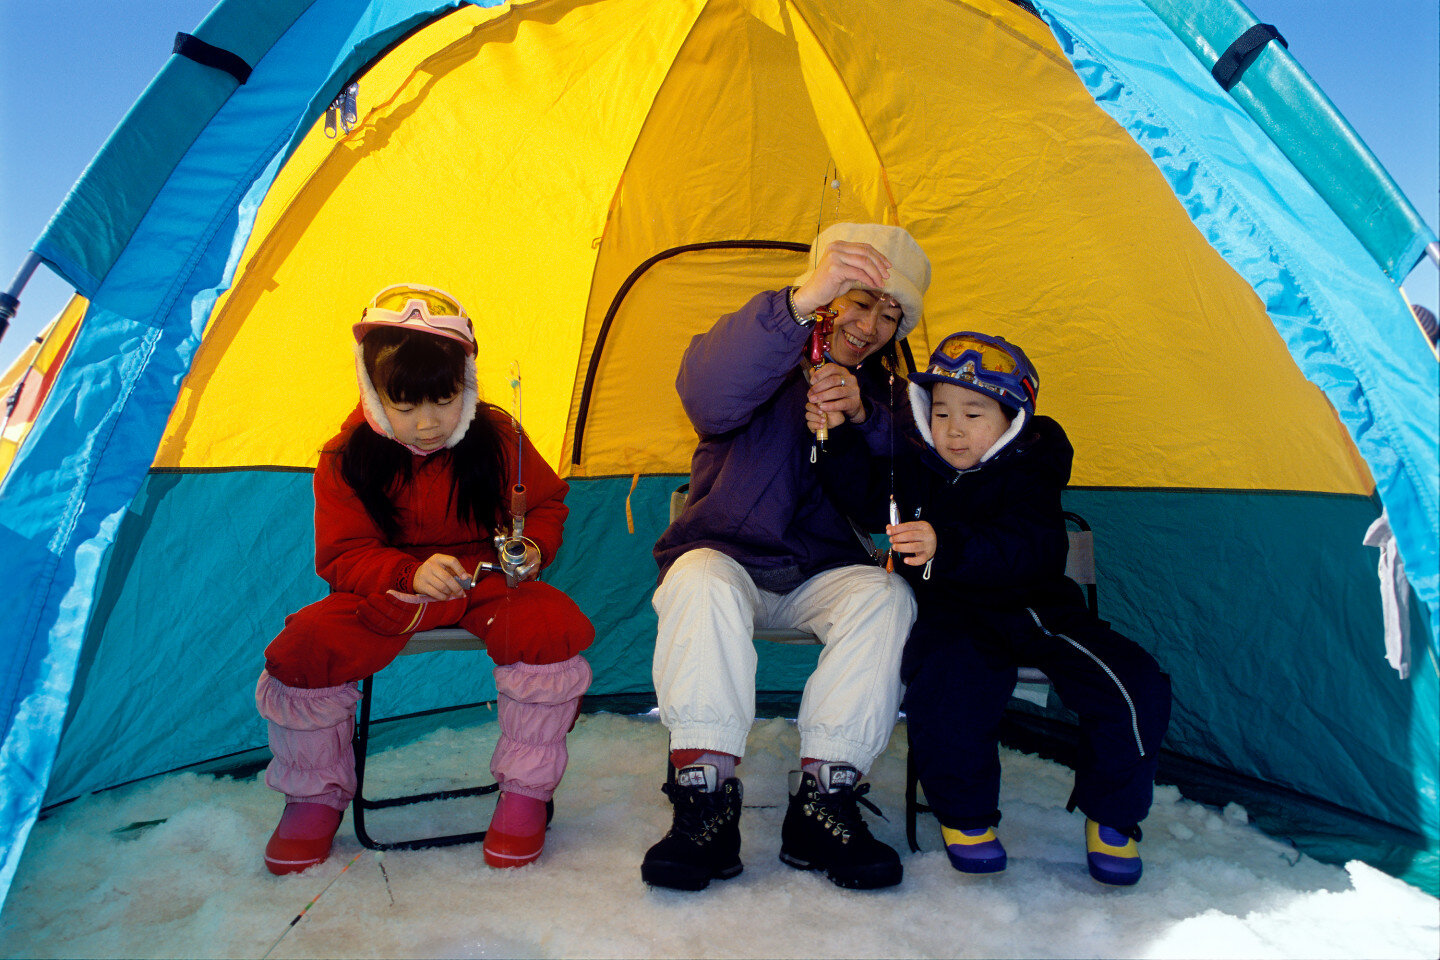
2, 710, 1435, 959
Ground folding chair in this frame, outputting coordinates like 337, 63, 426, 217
904, 511, 1097, 851
351, 626, 499, 851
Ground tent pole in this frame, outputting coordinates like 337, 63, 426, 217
0, 253, 42, 345
1427, 241, 1439, 270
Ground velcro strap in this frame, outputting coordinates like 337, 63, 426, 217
173, 32, 252, 84
1211, 23, 1287, 91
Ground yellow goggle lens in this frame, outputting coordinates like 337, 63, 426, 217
938, 336, 1018, 375
371, 286, 464, 318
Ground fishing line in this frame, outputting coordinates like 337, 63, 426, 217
886, 366, 897, 573
509, 361, 523, 497
809, 159, 836, 272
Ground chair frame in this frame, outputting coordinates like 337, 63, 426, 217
351, 627, 499, 852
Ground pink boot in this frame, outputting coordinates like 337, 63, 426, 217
265, 803, 345, 875
256, 672, 360, 875
483, 792, 551, 868
482, 655, 591, 868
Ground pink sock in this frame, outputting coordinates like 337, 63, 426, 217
490, 791, 547, 836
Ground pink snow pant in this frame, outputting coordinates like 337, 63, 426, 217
258, 578, 594, 810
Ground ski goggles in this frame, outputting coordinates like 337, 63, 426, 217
913, 332, 1038, 408
354, 284, 475, 353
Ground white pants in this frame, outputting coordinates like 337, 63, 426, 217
652, 548, 915, 772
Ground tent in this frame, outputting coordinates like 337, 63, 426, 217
1, 0, 1436, 906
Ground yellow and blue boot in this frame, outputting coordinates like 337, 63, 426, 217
940, 825, 1007, 874
1085, 819, 1142, 885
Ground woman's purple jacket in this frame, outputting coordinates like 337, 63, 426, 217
653, 289, 894, 585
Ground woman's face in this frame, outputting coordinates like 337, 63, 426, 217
381, 391, 464, 452
824, 288, 903, 367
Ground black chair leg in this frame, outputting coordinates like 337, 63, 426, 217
905, 729, 931, 853
351, 672, 501, 852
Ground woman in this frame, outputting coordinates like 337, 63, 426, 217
641, 223, 930, 892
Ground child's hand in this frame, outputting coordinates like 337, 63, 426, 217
886, 520, 936, 565
804, 402, 834, 436
807, 361, 865, 427
413, 553, 470, 600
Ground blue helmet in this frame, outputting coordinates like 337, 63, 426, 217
909, 332, 1038, 417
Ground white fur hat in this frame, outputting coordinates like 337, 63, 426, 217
792, 222, 931, 339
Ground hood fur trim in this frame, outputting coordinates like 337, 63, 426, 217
353, 341, 478, 456
908, 380, 1026, 468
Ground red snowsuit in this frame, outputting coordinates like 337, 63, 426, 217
264, 404, 594, 688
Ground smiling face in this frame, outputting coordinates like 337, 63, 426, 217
824, 288, 903, 367
380, 392, 464, 453
929, 381, 1012, 470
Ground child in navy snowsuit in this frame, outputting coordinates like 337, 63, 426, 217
814, 331, 1171, 885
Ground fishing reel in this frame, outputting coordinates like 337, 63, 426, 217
467, 529, 541, 589
492, 530, 541, 587
490, 481, 540, 587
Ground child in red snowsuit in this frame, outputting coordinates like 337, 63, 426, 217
258, 284, 594, 874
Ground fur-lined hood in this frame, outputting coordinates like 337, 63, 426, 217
353, 340, 479, 456
907, 379, 1027, 475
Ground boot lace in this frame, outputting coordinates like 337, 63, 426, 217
806, 781, 887, 844
661, 781, 735, 846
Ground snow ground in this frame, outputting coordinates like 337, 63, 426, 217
1, 710, 1436, 959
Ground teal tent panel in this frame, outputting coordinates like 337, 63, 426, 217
48, 470, 318, 801
44, 474, 820, 804
1139, 0, 1436, 281
43, 473, 1438, 849
0, 0, 502, 907
47, 470, 509, 801
1063, 487, 1439, 841
1038, 0, 1440, 656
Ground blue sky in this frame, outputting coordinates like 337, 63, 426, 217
2, 0, 1436, 373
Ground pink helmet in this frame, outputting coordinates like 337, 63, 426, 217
353, 284, 475, 355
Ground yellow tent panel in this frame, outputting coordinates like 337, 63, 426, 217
152, 0, 1369, 499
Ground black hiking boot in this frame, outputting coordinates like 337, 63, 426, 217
640, 764, 744, 891
779, 763, 902, 890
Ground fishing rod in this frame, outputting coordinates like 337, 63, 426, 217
465, 362, 539, 588
808, 306, 837, 458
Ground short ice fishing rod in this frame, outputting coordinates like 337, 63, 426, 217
463, 362, 541, 588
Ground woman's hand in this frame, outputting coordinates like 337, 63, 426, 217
791, 241, 891, 318
886, 520, 937, 565
412, 553, 470, 600
806, 361, 866, 429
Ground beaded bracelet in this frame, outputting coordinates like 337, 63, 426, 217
787, 286, 818, 328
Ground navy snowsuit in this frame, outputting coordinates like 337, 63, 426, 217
819, 412, 1171, 834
